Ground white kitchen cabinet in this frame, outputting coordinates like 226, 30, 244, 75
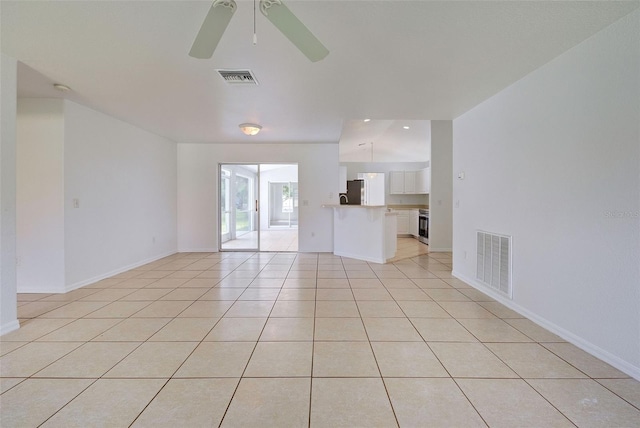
390, 171, 405, 194
396, 211, 410, 235
390, 171, 419, 194
409, 209, 419, 237
416, 167, 431, 194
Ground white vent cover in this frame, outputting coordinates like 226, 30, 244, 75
216, 69, 258, 85
476, 231, 512, 298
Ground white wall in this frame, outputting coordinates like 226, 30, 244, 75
453, 10, 640, 378
178, 143, 337, 252
341, 162, 429, 206
64, 101, 177, 289
0, 53, 19, 335
17, 99, 66, 292
259, 165, 298, 230
430, 121, 453, 252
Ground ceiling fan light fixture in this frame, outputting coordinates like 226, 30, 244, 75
239, 123, 262, 136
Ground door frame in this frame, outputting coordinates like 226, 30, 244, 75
218, 163, 260, 252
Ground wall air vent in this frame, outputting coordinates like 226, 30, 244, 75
476, 231, 512, 298
216, 69, 258, 85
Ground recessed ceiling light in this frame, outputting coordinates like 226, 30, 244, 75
403, 126, 410, 130
363, 119, 371, 122
53, 83, 71, 92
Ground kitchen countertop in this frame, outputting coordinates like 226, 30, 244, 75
386, 205, 428, 210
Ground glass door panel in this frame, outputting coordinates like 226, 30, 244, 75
220, 164, 259, 251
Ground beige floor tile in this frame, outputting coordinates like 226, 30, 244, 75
198, 288, 245, 300
270, 300, 316, 317
0, 318, 73, 342
148, 317, 218, 341
221, 378, 310, 428
0, 377, 24, 394
174, 342, 254, 377
504, 318, 564, 342
385, 378, 485, 427
457, 378, 574, 427
317, 278, 350, 288
352, 288, 393, 301
113, 278, 158, 288
387, 288, 431, 300
0, 341, 27, 357
458, 288, 495, 302
238, 288, 281, 300
380, 278, 418, 289
0, 342, 82, 377
486, 343, 587, 378
260, 317, 314, 341
411, 278, 452, 289
182, 278, 224, 288
277, 288, 316, 300
282, 278, 317, 288
37, 318, 121, 341
346, 270, 377, 279
429, 342, 518, 378
357, 301, 405, 317
363, 317, 423, 341
529, 379, 640, 428
425, 288, 472, 301
118, 288, 172, 300
317, 270, 347, 279
314, 317, 368, 341
33, 342, 138, 378
315, 300, 359, 317
478, 301, 524, 318
0, 379, 94, 427
177, 300, 233, 317
225, 300, 275, 317
105, 342, 197, 378
597, 378, 640, 409
542, 342, 629, 378
438, 301, 497, 318
83, 301, 150, 318
145, 278, 191, 288
398, 301, 451, 318
411, 318, 478, 342
132, 378, 238, 427
41, 379, 165, 428
348, 278, 385, 289
375, 270, 408, 279
372, 342, 448, 377
93, 318, 171, 341
286, 270, 317, 279
130, 300, 192, 317
245, 342, 312, 377
313, 341, 379, 377
204, 317, 267, 341
457, 318, 533, 342
158, 287, 208, 300
310, 378, 397, 427
316, 288, 354, 301
37, 301, 109, 318
78, 288, 138, 301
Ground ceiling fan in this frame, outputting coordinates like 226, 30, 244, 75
189, 0, 329, 62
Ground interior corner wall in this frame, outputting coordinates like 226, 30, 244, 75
16, 98, 66, 292
178, 143, 337, 253
429, 121, 453, 252
63, 100, 178, 289
452, 10, 640, 378
0, 53, 19, 335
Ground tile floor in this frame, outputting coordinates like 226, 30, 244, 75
1, 251, 640, 427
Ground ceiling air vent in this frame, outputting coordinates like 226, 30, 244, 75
216, 69, 258, 85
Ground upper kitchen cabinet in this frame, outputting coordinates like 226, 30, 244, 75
416, 167, 431, 194
390, 169, 429, 194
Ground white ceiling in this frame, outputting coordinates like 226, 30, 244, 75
2, 1, 638, 159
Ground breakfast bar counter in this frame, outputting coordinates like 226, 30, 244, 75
323, 205, 397, 263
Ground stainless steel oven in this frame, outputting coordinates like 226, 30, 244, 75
418, 209, 429, 244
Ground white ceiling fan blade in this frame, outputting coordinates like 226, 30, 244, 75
189, 0, 237, 59
260, 0, 329, 62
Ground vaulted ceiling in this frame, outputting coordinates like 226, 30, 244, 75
2, 1, 638, 159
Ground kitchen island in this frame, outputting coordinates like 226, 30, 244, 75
323, 205, 397, 263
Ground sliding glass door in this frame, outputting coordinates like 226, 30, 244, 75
220, 164, 259, 251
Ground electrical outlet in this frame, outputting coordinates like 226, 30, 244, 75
455, 200, 460, 208
73, 198, 80, 208
463, 251, 467, 260
152, 236, 156, 244
311, 232, 315, 237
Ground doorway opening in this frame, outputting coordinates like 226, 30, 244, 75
219, 163, 298, 252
